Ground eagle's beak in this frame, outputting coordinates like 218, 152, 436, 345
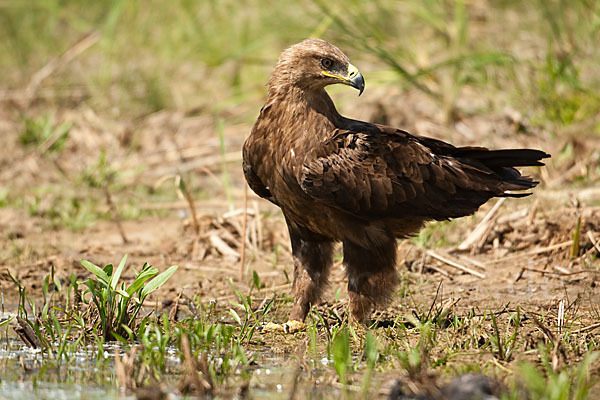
321, 63, 365, 96
346, 63, 365, 96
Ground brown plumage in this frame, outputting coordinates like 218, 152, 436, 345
243, 39, 549, 329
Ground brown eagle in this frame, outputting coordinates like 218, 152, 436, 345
243, 39, 549, 332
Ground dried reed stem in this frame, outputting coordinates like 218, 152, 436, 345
240, 183, 248, 281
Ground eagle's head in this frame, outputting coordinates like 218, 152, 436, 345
269, 39, 365, 96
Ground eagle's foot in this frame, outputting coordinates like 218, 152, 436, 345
349, 292, 375, 324
262, 320, 306, 334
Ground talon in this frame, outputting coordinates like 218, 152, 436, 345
262, 322, 286, 333
262, 320, 305, 334
284, 320, 305, 333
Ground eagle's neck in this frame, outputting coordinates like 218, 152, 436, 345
265, 85, 344, 136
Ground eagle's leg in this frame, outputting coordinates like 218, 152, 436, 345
288, 229, 334, 322
263, 222, 333, 333
343, 238, 399, 323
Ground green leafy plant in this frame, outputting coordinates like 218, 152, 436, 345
78, 150, 117, 189
228, 276, 274, 344
507, 347, 599, 400
80, 254, 179, 340
19, 114, 71, 154
394, 318, 436, 380
490, 307, 520, 362
331, 325, 352, 385
360, 331, 380, 394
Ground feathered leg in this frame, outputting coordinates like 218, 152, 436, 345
288, 226, 334, 322
264, 220, 333, 333
343, 238, 399, 323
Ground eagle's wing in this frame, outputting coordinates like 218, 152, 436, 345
243, 159, 272, 200
242, 136, 277, 204
299, 126, 546, 220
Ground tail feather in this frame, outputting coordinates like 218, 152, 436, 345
455, 148, 550, 167
422, 141, 550, 221
454, 147, 549, 194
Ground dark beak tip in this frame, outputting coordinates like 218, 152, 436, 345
350, 72, 365, 97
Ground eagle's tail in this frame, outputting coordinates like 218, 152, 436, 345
454, 148, 550, 168
456, 147, 550, 197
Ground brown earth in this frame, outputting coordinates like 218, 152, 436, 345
1, 88, 599, 330
1, 87, 600, 397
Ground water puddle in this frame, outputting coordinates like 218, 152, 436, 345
0, 325, 349, 399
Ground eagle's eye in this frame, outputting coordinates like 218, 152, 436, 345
320, 58, 333, 69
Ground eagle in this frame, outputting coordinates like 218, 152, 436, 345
243, 39, 549, 332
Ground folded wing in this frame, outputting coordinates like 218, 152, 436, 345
299, 126, 549, 221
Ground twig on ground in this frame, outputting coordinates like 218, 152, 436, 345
426, 250, 486, 278
525, 267, 600, 276
182, 264, 239, 274
484, 240, 573, 265
587, 231, 600, 254
240, 183, 248, 281
22, 31, 100, 107
178, 335, 213, 396
14, 317, 43, 349
573, 322, 600, 334
169, 290, 184, 322
424, 263, 452, 278
223, 207, 257, 218
458, 198, 505, 251
176, 175, 199, 235
496, 208, 529, 224
532, 316, 555, 341
209, 234, 239, 260
104, 185, 129, 244
553, 265, 571, 275
456, 254, 487, 271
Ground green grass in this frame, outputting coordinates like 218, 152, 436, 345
2, 0, 600, 127
80, 254, 179, 340
4, 0, 600, 233
19, 113, 71, 154
0, 0, 318, 117
3, 262, 600, 398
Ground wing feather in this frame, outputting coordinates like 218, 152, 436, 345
299, 126, 546, 220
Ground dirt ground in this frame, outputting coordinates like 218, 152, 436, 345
1, 81, 600, 399
1, 88, 599, 328
2, 193, 599, 322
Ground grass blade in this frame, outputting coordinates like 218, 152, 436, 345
0, 316, 14, 329
81, 259, 110, 285
110, 254, 127, 290
125, 267, 158, 297
141, 265, 179, 298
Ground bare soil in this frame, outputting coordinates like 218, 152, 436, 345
1, 89, 600, 396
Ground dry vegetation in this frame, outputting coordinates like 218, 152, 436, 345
1, 0, 600, 399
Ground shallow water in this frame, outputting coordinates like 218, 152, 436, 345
0, 381, 123, 400
0, 336, 121, 400
0, 326, 351, 400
